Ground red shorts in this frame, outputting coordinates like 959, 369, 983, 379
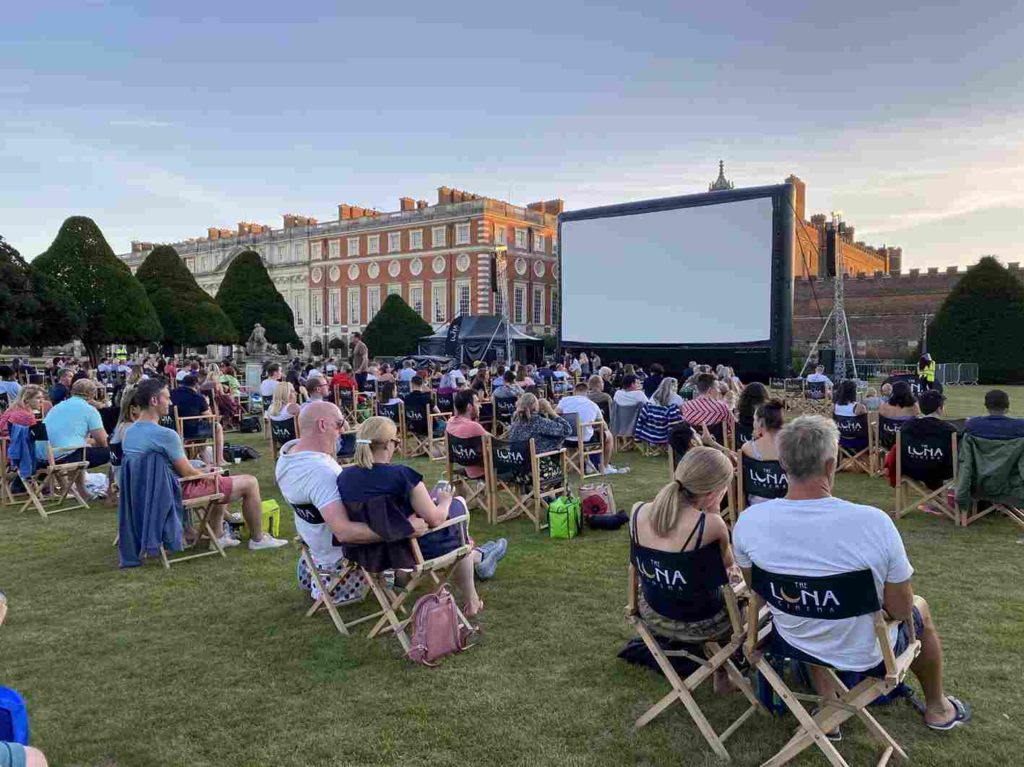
182, 474, 233, 501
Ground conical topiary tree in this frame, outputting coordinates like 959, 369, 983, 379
215, 250, 299, 348
362, 294, 433, 356
32, 217, 162, 363
137, 245, 236, 348
928, 256, 1024, 383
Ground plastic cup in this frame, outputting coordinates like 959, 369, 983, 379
234, 457, 241, 464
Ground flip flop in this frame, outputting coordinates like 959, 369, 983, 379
926, 696, 971, 731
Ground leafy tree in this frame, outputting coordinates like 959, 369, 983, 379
328, 337, 347, 353
32, 216, 162, 364
0, 234, 84, 349
928, 256, 1024, 383
363, 294, 433, 356
215, 250, 299, 347
309, 339, 323, 357
137, 245, 236, 348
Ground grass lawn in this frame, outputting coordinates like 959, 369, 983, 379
2, 385, 1023, 766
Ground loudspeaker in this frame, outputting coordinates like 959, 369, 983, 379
819, 348, 836, 373
825, 226, 837, 277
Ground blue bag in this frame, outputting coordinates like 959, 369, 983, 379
0, 687, 29, 745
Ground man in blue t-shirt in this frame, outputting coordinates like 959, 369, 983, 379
0, 365, 21, 401
48, 368, 73, 406
125, 379, 286, 552
39, 379, 110, 470
964, 389, 1024, 440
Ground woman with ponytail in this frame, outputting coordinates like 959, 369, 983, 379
630, 447, 740, 666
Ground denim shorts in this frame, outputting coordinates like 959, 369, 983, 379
770, 606, 924, 678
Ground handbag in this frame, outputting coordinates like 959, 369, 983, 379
406, 586, 473, 666
579, 483, 615, 519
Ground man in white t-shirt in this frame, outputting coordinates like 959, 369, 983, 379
397, 360, 417, 384
259, 362, 284, 399
805, 365, 833, 389
275, 401, 427, 601
612, 374, 648, 407
558, 382, 621, 474
734, 415, 969, 733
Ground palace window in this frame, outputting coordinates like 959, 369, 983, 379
347, 237, 360, 257
347, 287, 360, 325
455, 223, 471, 245
367, 235, 380, 255
387, 231, 402, 253
432, 226, 446, 247
409, 230, 423, 250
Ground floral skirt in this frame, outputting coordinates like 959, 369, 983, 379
638, 591, 734, 642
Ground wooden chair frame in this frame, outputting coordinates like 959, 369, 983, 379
491, 396, 517, 439
626, 567, 762, 761
486, 439, 568, 531
376, 401, 407, 459
160, 470, 228, 569
610, 400, 641, 453
563, 412, 606, 478
835, 416, 875, 474
333, 384, 362, 425
445, 433, 494, 521
175, 408, 219, 462
744, 591, 921, 767
362, 512, 476, 653
893, 431, 959, 523
17, 426, 90, 519
404, 407, 451, 461
298, 542, 379, 635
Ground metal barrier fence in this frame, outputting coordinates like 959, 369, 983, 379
936, 363, 979, 385
782, 361, 980, 386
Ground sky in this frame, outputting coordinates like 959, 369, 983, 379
3, 1, 1023, 268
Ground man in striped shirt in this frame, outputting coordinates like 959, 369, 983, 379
680, 372, 734, 428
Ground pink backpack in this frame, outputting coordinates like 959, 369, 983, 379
405, 586, 474, 666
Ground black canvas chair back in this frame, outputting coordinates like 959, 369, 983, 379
706, 421, 726, 446
477, 400, 494, 430
337, 387, 355, 408
404, 403, 429, 435
740, 456, 789, 501
109, 441, 124, 468
806, 380, 827, 400
158, 412, 176, 430
631, 530, 729, 611
447, 434, 484, 471
877, 415, 903, 450
435, 392, 454, 413
270, 415, 298, 448
494, 397, 517, 424
900, 430, 955, 484
0, 392, 9, 412
491, 439, 545, 486
99, 405, 120, 437
733, 421, 754, 449
523, 385, 539, 396
784, 378, 804, 395
596, 399, 611, 424
751, 565, 879, 626
29, 422, 48, 443
834, 413, 869, 449
337, 432, 357, 460
378, 401, 402, 425
397, 380, 411, 397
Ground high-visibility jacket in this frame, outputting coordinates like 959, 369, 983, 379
921, 361, 936, 382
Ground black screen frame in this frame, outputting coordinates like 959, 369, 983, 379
557, 183, 795, 379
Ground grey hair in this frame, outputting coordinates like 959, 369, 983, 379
651, 376, 678, 407
777, 415, 839, 480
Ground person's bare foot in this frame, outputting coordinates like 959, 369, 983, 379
464, 598, 484, 617
924, 696, 959, 726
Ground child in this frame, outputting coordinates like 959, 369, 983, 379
863, 386, 883, 412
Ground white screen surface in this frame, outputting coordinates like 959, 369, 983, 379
560, 197, 774, 345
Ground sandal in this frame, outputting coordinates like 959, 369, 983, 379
925, 696, 971, 731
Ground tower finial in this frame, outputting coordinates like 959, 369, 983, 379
709, 160, 734, 192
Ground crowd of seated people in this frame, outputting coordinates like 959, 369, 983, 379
557, 381, 621, 473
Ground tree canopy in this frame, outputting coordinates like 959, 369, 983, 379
362, 294, 433, 356
137, 245, 236, 347
215, 250, 299, 347
0, 234, 84, 349
32, 217, 162, 362
928, 256, 1024, 383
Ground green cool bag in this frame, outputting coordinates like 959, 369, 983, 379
548, 495, 583, 539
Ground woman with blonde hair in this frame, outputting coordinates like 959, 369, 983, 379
0, 384, 45, 436
109, 386, 140, 487
203, 362, 240, 426
634, 377, 682, 447
267, 380, 300, 421
337, 417, 505, 611
507, 392, 572, 453
630, 447, 739, 686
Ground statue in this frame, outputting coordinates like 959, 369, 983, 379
246, 322, 270, 356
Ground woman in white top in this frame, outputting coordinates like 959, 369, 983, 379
267, 380, 300, 421
833, 380, 867, 417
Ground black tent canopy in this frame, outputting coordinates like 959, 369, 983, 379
418, 315, 544, 365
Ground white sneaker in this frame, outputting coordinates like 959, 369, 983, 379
217, 534, 241, 548
248, 533, 288, 551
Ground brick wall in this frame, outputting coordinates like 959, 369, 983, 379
793, 264, 1023, 357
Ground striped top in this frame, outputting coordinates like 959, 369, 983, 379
634, 402, 682, 445
680, 396, 734, 427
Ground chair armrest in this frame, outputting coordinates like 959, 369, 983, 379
417, 513, 470, 535
179, 467, 223, 485
535, 448, 566, 459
